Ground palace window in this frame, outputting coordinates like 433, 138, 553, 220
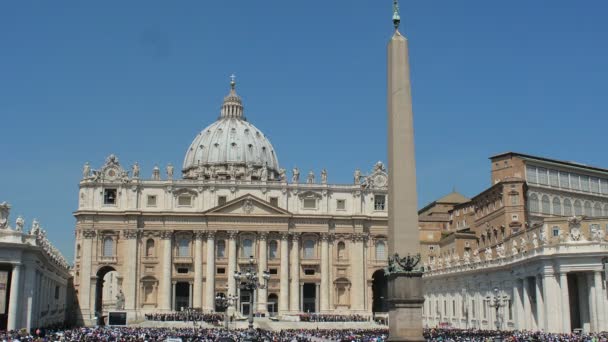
552, 197, 561, 215
574, 200, 582, 216
303, 239, 315, 259
218, 196, 227, 206
269, 268, 278, 275
178, 195, 192, 206
303, 198, 316, 209
216, 240, 226, 258
337, 241, 346, 260
178, 238, 190, 257
594, 203, 602, 217
538, 168, 548, 185
145, 239, 155, 257
242, 238, 254, 258
510, 194, 519, 205
375, 240, 386, 260
177, 267, 189, 274
268, 240, 278, 259
571, 174, 581, 190
103, 237, 114, 257
541, 195, 550, 214
304, 269, 315, 275
336, 199, 346, 210
528, 194, 539, 213
217, 267, 225, 274
559, 172, 570, 188
526, 165, 537, 183
584, 201, 592, 216
549, 170, 559, 187
552, 227, 560, 237
581, 176, 590, 192
55, 286, 60, 300
602, 179, 608, 194
591, 177, 600, 193
374, 195, 386, 211
103, 189, 117, 205
147, 195, 157, 207
269, 197, 279, 207
563, 198, 573, 216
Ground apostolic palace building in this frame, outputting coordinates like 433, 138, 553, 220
72, 79, 392, 326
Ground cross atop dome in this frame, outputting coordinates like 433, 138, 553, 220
221, 74, 244, 119
230, 73, 236, 90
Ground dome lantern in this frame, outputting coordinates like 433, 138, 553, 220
220, 74, 245, 120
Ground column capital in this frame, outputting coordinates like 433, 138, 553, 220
227, 230, 239, 240
320, 232, 330, 241
81, 229, 97, 239
122, 229, 140, 240
160, 231, 173, 240
290, 232, 301, 241
280, 232, 290, 240
193, 231, 206, 240
258, 232, 269, 241
206, 231, 216, 240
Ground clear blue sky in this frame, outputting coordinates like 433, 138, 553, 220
2, 1, 607, 261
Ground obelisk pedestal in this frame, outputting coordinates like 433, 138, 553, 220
385, 2, 425, 341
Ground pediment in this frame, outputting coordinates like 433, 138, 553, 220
204, 194, 291, 216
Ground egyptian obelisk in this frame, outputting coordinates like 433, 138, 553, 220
386, 1, 425, 341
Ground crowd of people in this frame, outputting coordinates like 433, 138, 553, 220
144, 312, 224, 324
298, 314, 370, 323
424, 328, 608, 341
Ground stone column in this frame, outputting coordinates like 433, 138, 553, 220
204, 232, 216, 312
227, 231, 238, 297
543, 273, 561, 333
123, 230, 139, 311
23, 266, 37, 330
350, 234, 365, 311
257, 232, 268, 313
535, 275, 545, 332
171, 282, 176, 310
160, 231, 173, 311
594, 271, 606, 332
290, 233, 300, 313
320, 233, 330, 312
386, 7, 425, 341
559, 272, 571, 333
279, 232, 290, 315
193, 232, 204, 309
79, 230, 95, 320
7, 264, 22, 331
522, 277, 531, 330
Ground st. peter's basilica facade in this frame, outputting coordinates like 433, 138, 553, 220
73, 79, 390, 325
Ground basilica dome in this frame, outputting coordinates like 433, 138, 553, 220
182, 79, 280, 181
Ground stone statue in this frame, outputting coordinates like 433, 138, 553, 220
152, 165, 160, 181
0, 202, 10, 229
307, 170, 315, 184
278, 168, 287, 182
30, 219, 40, 235
354, 169, 361, 185
374, 161, 385, 172
132, 162, 140, 178
245, 164, 253, 180
292, 167, 300, 183
229, 164, 237, 180
511, 240, 518, 255
539, 228, 548, 245
496, 244, 505, 258
116, 289, 125, 310
261, 164, 268, 181
463, 250, 470, 264
166, 163, 174, 180
82, 162, 91, 179
484, 247, 492, 261
320, 168, 327, 184
520, 237, 527, 251
15, 216, 24, 232
531, 233, 539, 248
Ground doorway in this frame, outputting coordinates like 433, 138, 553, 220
303, 283, 316, 313
267, 294, 278, 316
174, 282, 190, 311
240, 290, 252, 316
94, 266, 120, 326
372, 269, 388, 313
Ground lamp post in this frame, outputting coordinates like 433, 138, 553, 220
233, 256, 270, 342
486, 287, 507, 331
215, 293, 238, 329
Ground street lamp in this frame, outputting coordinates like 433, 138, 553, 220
215, 293, 238, 329
486, 287, 507, 331
233, 255, 270, 342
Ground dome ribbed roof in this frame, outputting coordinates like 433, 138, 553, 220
182, 79, 280, 180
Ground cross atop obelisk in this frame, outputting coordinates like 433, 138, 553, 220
385, 0, 425, 340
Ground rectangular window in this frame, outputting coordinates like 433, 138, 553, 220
581, 176, 590, 192
336, 199, 346, 210
374, 195, 386, 210
549, 170, 559, 187
303, 198, 316, 209
55, 286, 60, 300
177, 267, 189, 274
269, 197, 279, 207
552, 227, 560, 237
178, 195, 192, 206
147, 195, 157, 207
571, 174, 580, 190
559, 172, 570, 188
218, 196, 227, 206
103, 189, 117, 205
538, 168, 548, 185
526, 165, 537, 183
269, 268, 278, 275
590, 177, 600, 193
216, 267, 226, 274
601, 179, 608, 194
512, 214, 519, 221
510, 195, 519, 205
304, 269, 315, 275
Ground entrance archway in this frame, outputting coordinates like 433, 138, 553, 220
303, 283, 317, 313
175, 282, 190, 311
95, 266, 121, 326
372, 269, 388, 313
267, 294, 278, 316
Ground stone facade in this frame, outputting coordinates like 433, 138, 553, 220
0, 202, 71, 331
72, 83, 391, 326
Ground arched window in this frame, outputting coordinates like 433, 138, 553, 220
77, 244, 81, 259
563, 199, 572, 216
242, 239, 253, 258
303, 239, 315, 259
552, 197, 561, 216
593, 203, 602, 217
103, 237, 114, 257
146, 239, 155, 257
268, 240, 278, 259
375, 240, 386, 260
584, 201, 592, 216
337, 241, 346, 260
528, 194, 539, 213
604, 204, 608, 217
178, 238, 190, 257
216, 240, 226, 258
574, 200, 582, 216
541, 195, 550, 214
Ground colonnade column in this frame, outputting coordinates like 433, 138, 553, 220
204, 232, 216, 311
587, 273, 598, 332
79, 230, 95, 319
7, 264, 22, 331
320, 233, 330, 312
350, 233, 365, 311
279, 233, 290, 315
193, 232, 204, 309
594, 271, 607, 332
160, 231, 173, 311
257, 232, 268, 313
124, 230, 139, 311
289, 233, 300, 313
522, 278, 531, 330
227, 231, 238, 298
543, 273, 561, 333
535, 275, 545, 332
559, 272, 571, 333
